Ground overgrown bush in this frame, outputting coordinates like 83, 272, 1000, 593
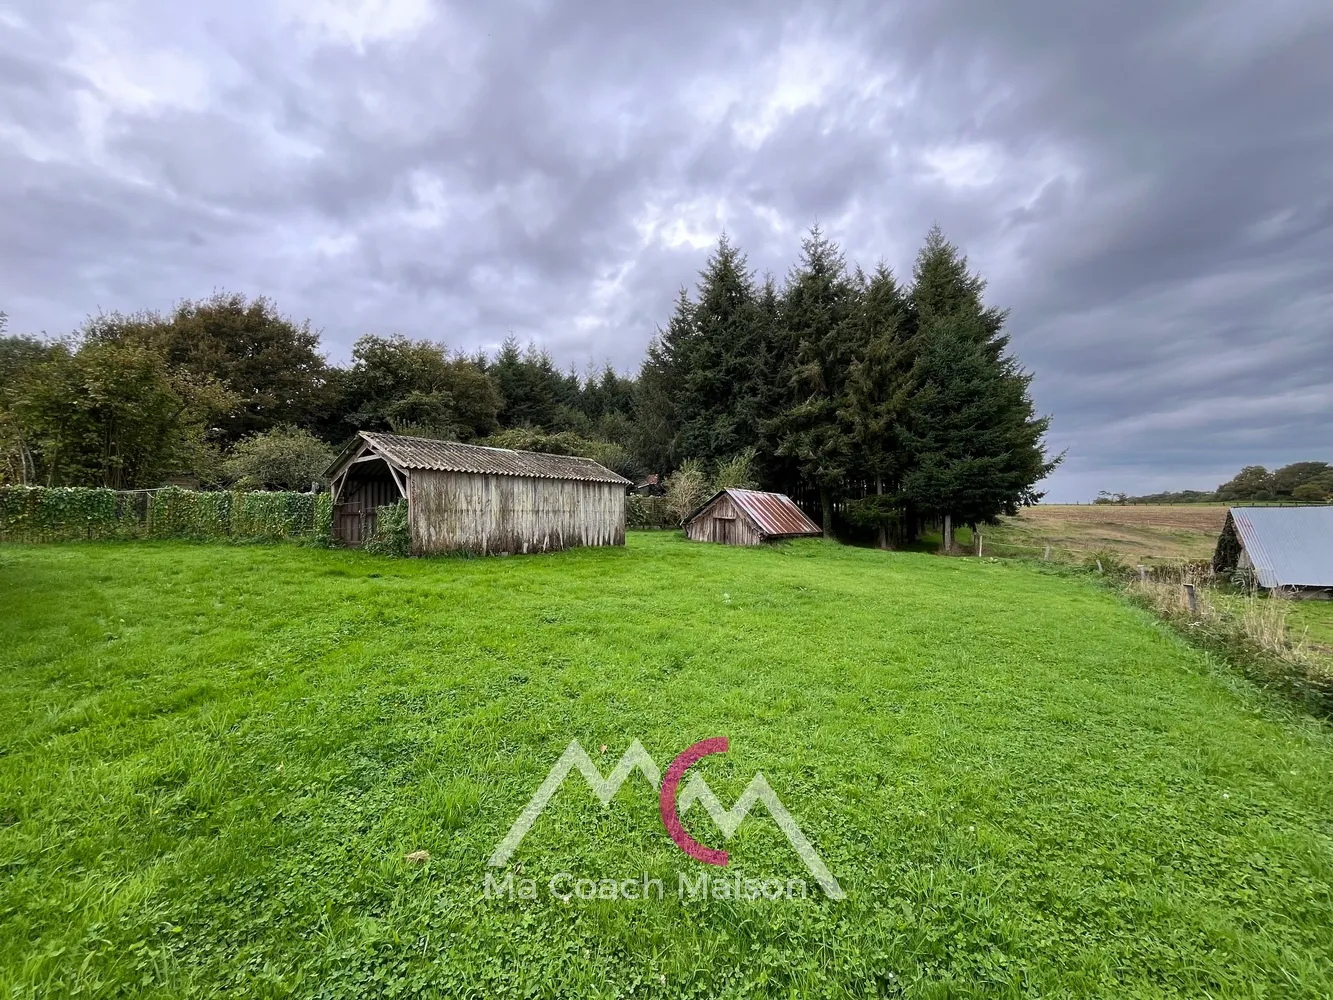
711, 448, 758, 491
364, 500, 410, 556
664, 459, 712, 525
222, 426, 334, 491
315, 492, 334, 544
1084, 548, 1129, 576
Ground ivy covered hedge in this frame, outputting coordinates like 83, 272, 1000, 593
0, 486, 334, 544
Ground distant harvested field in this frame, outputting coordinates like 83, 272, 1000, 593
1021, 504, 1229, 533
980, 503, 1227, 564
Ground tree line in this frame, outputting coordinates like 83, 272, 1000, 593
0, 301, 637, 493
0, 224, 1058, 544
1107, 462, 1333, 505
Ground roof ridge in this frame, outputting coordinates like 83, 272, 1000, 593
362, 431, 609, 465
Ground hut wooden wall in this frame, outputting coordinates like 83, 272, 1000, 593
408, 471, 626, 555
685, 494, 763, 546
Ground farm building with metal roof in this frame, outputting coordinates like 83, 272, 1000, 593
683, 488, 822, 546
1212, 506, 1333, 593
326, 431, 631, 555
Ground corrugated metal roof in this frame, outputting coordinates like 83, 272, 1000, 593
1230, 506, 1333, 588
688, 488, 822, 538
343, 432, 631, 485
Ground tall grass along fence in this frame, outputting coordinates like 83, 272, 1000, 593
0, 485, 333, 544
1122, 562, 1332, 717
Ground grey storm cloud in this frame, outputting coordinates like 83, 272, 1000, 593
2, 0, 1330, 500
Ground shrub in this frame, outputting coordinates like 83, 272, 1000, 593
364, 500, 411, 557
1084, 548, 1129, 576
1292, 483, 1329, 503
664, 459, 712, 525
711, 448, 758, 491
222, 426, 334, 492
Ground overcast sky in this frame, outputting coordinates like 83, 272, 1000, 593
2, 1, 1330, 501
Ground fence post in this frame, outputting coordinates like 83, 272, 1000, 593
1138, 565, 1147, 582
1183, 583, 1198, 614
976, 532, 982, 557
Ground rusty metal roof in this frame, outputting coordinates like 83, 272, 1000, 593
1229, 506, 1333, 589
336, 432, 631, 485
687, 488, 821, 538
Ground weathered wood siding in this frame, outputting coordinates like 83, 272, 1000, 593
408, 471, 626, 555
684, 494, 763, 546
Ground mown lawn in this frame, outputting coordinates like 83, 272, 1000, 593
1, 534, 1331, 998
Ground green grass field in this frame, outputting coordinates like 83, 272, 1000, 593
2, 535, 1332, 998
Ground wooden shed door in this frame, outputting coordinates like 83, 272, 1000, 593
335, 501, 377, 545
333, 472, 400, 546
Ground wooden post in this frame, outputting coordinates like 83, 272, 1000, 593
976, 532, 982, 557
1043, 544, 1051, 561
1096, 559, 1103, 574
1184, 583, 1198, 614
1138, 564, 1147, 582
942, 513, 952, 554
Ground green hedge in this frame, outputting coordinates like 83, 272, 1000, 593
0, 485, 333, 544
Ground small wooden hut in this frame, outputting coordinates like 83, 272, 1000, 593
683, 488, 821, 546
326, 432, 631, 555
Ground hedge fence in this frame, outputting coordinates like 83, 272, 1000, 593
0, 486, 333, 544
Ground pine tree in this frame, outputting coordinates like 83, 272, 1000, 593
902, 230, 1057, 547
675, 235, 765, 468
910, 225, 1008, 360
841, 264, 915, 547
749, 274, 797, 491
633, 289, 696, 473
488, 337, 572, 430
773, 226, 859, 536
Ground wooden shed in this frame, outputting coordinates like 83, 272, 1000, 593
326, 431, 631, 555
683, 488, 821, 546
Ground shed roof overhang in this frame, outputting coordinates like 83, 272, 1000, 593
328, 437, 409, 504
